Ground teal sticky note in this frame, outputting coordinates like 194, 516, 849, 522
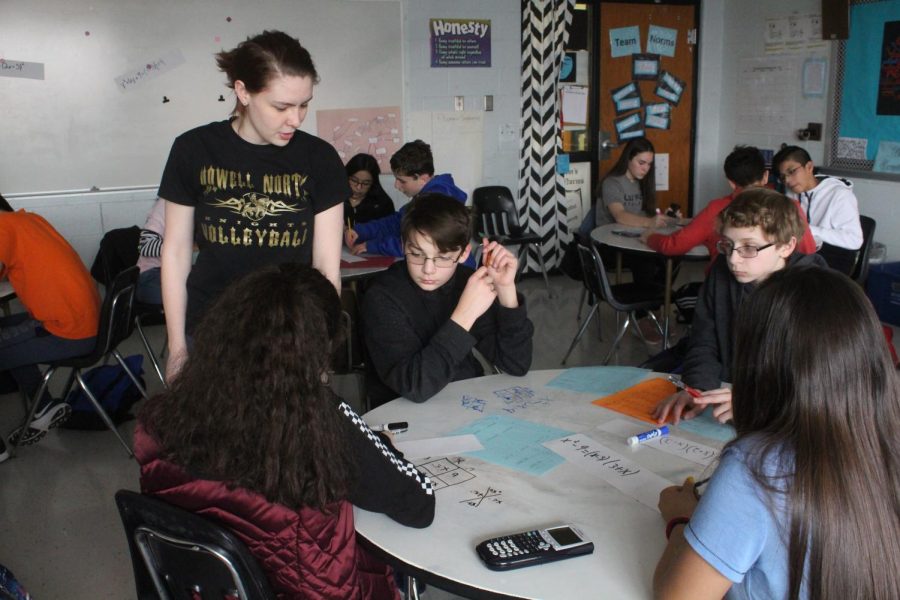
546, 366, 648, 396
609, 26, 641, 58
675, 408, 736, 443
557, 153, 570, 175
647, 25, 678, 57
451, 415, 573, 476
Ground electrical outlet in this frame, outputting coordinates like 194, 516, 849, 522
454, 96, 464, 111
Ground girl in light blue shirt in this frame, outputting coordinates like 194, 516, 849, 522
653, 265, 900, 600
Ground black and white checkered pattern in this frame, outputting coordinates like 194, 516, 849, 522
339, 402, 434, 495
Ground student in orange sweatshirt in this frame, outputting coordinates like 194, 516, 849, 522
0, 194, 101, 453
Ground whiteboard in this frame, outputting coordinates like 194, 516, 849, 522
0, 0, 401, 195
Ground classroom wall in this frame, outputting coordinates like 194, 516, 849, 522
400, 0, 521, 196
698, 0, 900, 260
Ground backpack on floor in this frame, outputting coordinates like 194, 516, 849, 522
62, 354, 145, 430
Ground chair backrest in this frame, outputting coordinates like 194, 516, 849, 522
473, 186, 523, 237
575, 234, 619, 310
91, 226, 141, 286
94, 266, 139, 358
115, 490, 276, 600
851, 215, 876, 284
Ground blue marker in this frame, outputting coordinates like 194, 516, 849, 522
627, 426, 670, 446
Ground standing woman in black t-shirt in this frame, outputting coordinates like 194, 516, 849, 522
343, 153, 396, 227
159, 31, 349, 379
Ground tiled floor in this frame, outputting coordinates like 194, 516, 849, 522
0, 267, 700, 599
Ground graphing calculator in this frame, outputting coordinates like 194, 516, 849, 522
475, 525, 594, 571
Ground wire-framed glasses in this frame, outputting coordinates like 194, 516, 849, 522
716, 240, 775, 258
404, 248, 463, 268
349, 176, 373, 188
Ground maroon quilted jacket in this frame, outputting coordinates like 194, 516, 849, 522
134, 425, 401, 600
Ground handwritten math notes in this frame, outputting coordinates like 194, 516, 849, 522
394, 434, 483, 460
545, 435, 672, 511
597, 418, 721, 467
643, 436, 719, 467
459, 386, 552, 415
416, 457, 477, 491
450, 415, 573, 477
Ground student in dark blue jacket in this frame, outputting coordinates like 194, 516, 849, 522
344, 140, 472, 266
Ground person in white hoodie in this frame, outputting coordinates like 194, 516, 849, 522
773, 145, 863, 274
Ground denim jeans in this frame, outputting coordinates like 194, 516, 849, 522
0, 313, 96, 402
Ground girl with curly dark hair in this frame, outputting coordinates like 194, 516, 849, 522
136, 262, 434, 599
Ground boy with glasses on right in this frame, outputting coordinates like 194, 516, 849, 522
362, 193, 534, 407
654, 188, 826, 425
772, 145, 863, 274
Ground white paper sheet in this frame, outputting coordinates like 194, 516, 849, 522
597, 419, 720, 467
544, 435, 672, 511
654, 153, 669, 191
394, 434, 484, 459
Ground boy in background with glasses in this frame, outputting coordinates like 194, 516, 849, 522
772, 145, 862, 275
361, 194, 534, 407
654, 188, 826, 426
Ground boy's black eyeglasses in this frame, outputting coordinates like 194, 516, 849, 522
716, 240, 775, 258
404, 249, 463, 268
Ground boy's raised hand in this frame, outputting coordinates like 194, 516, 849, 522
481, 239, 519, 308
451, 267, 497, 331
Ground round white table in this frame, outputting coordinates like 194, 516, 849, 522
590, 224, 708, 348
355, 369, 722, 599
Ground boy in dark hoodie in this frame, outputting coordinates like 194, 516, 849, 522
654, 188, 827, 425
344, 139, 470, 265
361, 194, 533, 407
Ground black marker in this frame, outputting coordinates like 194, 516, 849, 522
371, 421, 408, 434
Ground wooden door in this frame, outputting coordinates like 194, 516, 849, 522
598, 1, 698, 214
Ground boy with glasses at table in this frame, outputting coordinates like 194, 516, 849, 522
654, 188, 826, 426
361, 194, 534, 407
772, 145, 862, 275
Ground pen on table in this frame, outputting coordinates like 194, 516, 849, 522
627, 425, 669, 446
370, 421, 409, 434
666, 375, 702, 398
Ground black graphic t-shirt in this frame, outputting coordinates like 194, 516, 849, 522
159, 120, 348, 332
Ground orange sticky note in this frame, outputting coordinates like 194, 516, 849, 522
592, 378, 677, 424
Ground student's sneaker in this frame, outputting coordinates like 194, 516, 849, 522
0, 437, 9, 464
8, 398, 72, 446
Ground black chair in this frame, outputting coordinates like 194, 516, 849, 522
472, 186, 552, 294
561, 235, 664, 365
115, 490, 276, 600
851, 215, 876, 285
8, 266, 146, 458
93, 226, 168, 388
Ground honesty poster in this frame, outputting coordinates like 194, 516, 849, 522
430, 18, 491, 67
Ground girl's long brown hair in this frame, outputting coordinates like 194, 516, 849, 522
140, 263, 354, 510
731, 266, 900, 599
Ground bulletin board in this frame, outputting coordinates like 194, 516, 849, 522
829, 0, 900, 176
0, 0, 402, 195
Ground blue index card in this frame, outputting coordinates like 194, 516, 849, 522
609, 26, 641, 58
675, 407, 736, 443
450, 415, 573, 477
647, 25, 678, 57
546, 366, 648, 396
557, 153, 570, 175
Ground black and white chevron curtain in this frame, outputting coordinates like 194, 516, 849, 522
518, 0, 574, 273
